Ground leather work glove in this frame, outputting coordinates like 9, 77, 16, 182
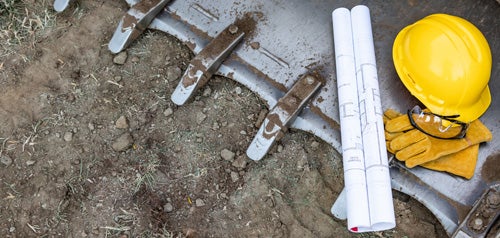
419, 145, 479, 179
383, 109, 492, 179
383, 109, 406, 154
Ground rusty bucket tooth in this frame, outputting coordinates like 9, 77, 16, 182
108, 0, 172, 54
171, 24, 245, 105
247, 74, 323, 160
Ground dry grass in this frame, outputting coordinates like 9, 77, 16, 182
0, 0, 56, 56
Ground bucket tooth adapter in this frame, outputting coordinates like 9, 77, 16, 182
103, 1, 500, 237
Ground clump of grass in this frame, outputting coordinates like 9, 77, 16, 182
134, 157, 160, 192
0, 0, 56, 55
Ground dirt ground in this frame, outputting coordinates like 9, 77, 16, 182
0, 1, 448, 237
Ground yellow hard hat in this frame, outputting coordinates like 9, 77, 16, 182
393, 13, 492, 123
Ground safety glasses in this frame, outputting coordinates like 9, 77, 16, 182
407, 106, 469, 139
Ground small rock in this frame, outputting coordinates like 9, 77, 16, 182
0, 155, 12, 166
71, 158, 80, 165
114, 76, 122, 82
234, 87, 242, 95
26, 160, 36, 166
194, 133, 203, 138
221, 149, 235, 162
115, 116, 129, 129
202, 87, 212, 97
195, 199, 205, 207
63, 131, 73, 142
232, 156, 247, 169
164, 203, 174, 213
230, 171, 239, 182
239, 130, 247, 135
66, 93, 75, 102
156, 170, 169, 184
165, 56, 171, 65
277, 145, 284, 153
164, 108, 173, 117
212, 122, 220, 130
196, 112, 207, 124
112, 133, 133, 152
113, 51, 128, 65
265, 197, 275, 208
166, 66, 182, 81
130, 56, 140, 63
311, 141, 320, 148
88, 122, 95, 131
296, 156, 309, 171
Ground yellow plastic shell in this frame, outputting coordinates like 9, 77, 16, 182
393, 14, 491, 122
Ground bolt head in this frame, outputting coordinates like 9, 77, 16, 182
229, 25, 239, 34
472, 218, 483, 230
305, 76, 316, 85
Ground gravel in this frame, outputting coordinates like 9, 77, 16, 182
221, 149, 235, 162
0, 155, 12, 166
112, 133, 133, 152
113, 51, 128, 65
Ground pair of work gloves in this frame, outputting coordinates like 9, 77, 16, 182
383, 109, 492, 179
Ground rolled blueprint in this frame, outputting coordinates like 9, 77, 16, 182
331, 7, 370, 231
351, 5, 395, 231
332, 5, 395, 232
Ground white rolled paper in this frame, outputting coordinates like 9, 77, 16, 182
332, 7, 370, 231
332, 5, 395, 232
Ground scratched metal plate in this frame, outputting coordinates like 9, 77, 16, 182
124, 0, 500, 235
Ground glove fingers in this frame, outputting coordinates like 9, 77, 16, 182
385, 114, 414, 133
383, 109, 403, 124
390, 130, 427, 151
386, 141, 397, 154
394, 138, 430, 162
385, 130, 403, 141
420, 144, 479, 179
466, 119, 493, 145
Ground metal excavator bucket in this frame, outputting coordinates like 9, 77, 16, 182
56, 0, 499, 237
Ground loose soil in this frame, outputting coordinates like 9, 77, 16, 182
0, 1, 447, 237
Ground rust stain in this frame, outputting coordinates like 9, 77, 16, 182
134, 0, 162, 13
310, 105, 340, 130
181, 60, 208, 88
230, 55, 287, 94
263, 113, 283, 139
481, 152, 500, 183
250, 42, 260, 50
122, 14, 138, 31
